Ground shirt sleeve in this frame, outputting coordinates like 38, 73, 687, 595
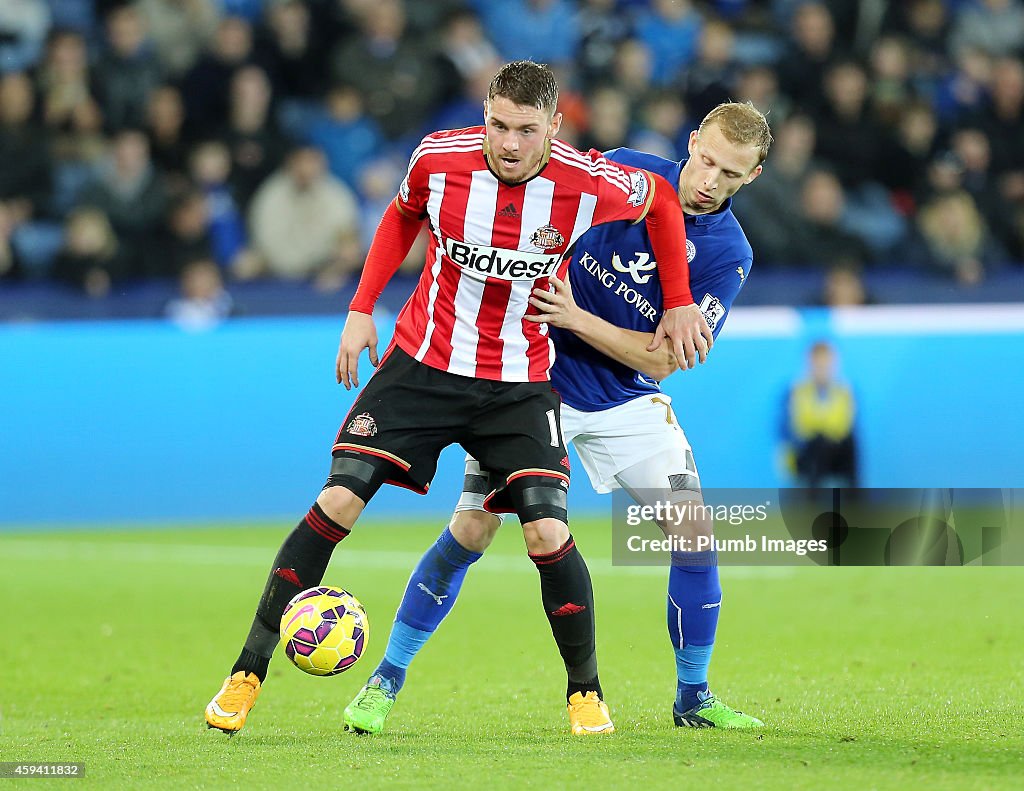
642, 177, 691, 308
348, 136, 434, 313
585, 150, 659, 226
349, 200, 423, 314
690, 255, 752, 339
394, 136, 434, 219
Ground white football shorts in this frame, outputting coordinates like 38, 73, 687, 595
561, 393, 701, 496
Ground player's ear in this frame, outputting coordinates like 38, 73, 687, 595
744, 164, 763, 185
687, 129, 699, 155
548, 111, 563, 139
482, 99, 489, 124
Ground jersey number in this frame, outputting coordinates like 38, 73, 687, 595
545, 409, 560, 447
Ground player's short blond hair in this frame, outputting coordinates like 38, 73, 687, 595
698, 102, 773, 166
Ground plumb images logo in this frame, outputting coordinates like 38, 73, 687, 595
611, 488, 1021, 567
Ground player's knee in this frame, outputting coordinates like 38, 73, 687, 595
660, 495, 713, 542
449, 508, 500, 553
316, 485, 364, 527
318, 453, 393, 526
680, 512, 714, 544
522, 517, 570, 554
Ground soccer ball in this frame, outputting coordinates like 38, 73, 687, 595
279, 586, 369, 676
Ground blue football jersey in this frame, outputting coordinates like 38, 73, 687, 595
551, 148, 753, 411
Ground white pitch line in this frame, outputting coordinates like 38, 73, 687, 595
0, 539, 794, 579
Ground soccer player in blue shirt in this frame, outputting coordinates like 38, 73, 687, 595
344, 102, 772, 734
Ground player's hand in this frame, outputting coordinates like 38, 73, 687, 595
336, 310, 378, 390
526, 274, 582, 331
649, 304, 713, 370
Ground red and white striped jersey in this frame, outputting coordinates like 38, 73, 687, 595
391, 126, 659, 382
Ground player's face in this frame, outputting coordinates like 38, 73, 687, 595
811, 346, 835, 386
484, 95, 562, 184
679, 122, 763, 215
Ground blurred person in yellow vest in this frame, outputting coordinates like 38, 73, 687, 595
782, 340, 858, 487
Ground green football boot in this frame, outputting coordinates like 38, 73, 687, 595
343, 677, 397, 734
673, 693, 765, 729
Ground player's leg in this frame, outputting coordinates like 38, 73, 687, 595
511, 480, 612, 735
205, 461, 388, 734
613, 455, 727, 721
343, 459, 502, 734
378, 459, 503, 689
206, 347, 449, 734
608, 400, 763, 729
469, 388, 613, 735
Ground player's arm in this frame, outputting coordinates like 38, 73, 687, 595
337, 200, 424, 388
639, 173, 714, 370
337, 146, 429, 389
526, 274, 678, 381
591, 157, 713, 369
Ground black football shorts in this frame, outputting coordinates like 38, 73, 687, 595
332, 346, 570, 502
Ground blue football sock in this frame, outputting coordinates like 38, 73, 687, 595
368, 657, 405, 696
667, 550, 721, 711
371, 526, 482, 693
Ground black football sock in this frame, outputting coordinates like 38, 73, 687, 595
529, 535, 603, 701
232, 503, 350, 681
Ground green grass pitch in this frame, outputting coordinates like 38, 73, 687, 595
1, 520, 1021, 790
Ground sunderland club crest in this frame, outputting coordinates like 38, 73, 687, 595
346, 412, 378, 437
530, 224, 565, 250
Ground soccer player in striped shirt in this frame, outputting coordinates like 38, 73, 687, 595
348, 102, 772, 734
205, 61, 712, 737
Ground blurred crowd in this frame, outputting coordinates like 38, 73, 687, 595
2, 0, 1024, 315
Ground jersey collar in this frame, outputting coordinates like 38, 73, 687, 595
691, 196, 733, 226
